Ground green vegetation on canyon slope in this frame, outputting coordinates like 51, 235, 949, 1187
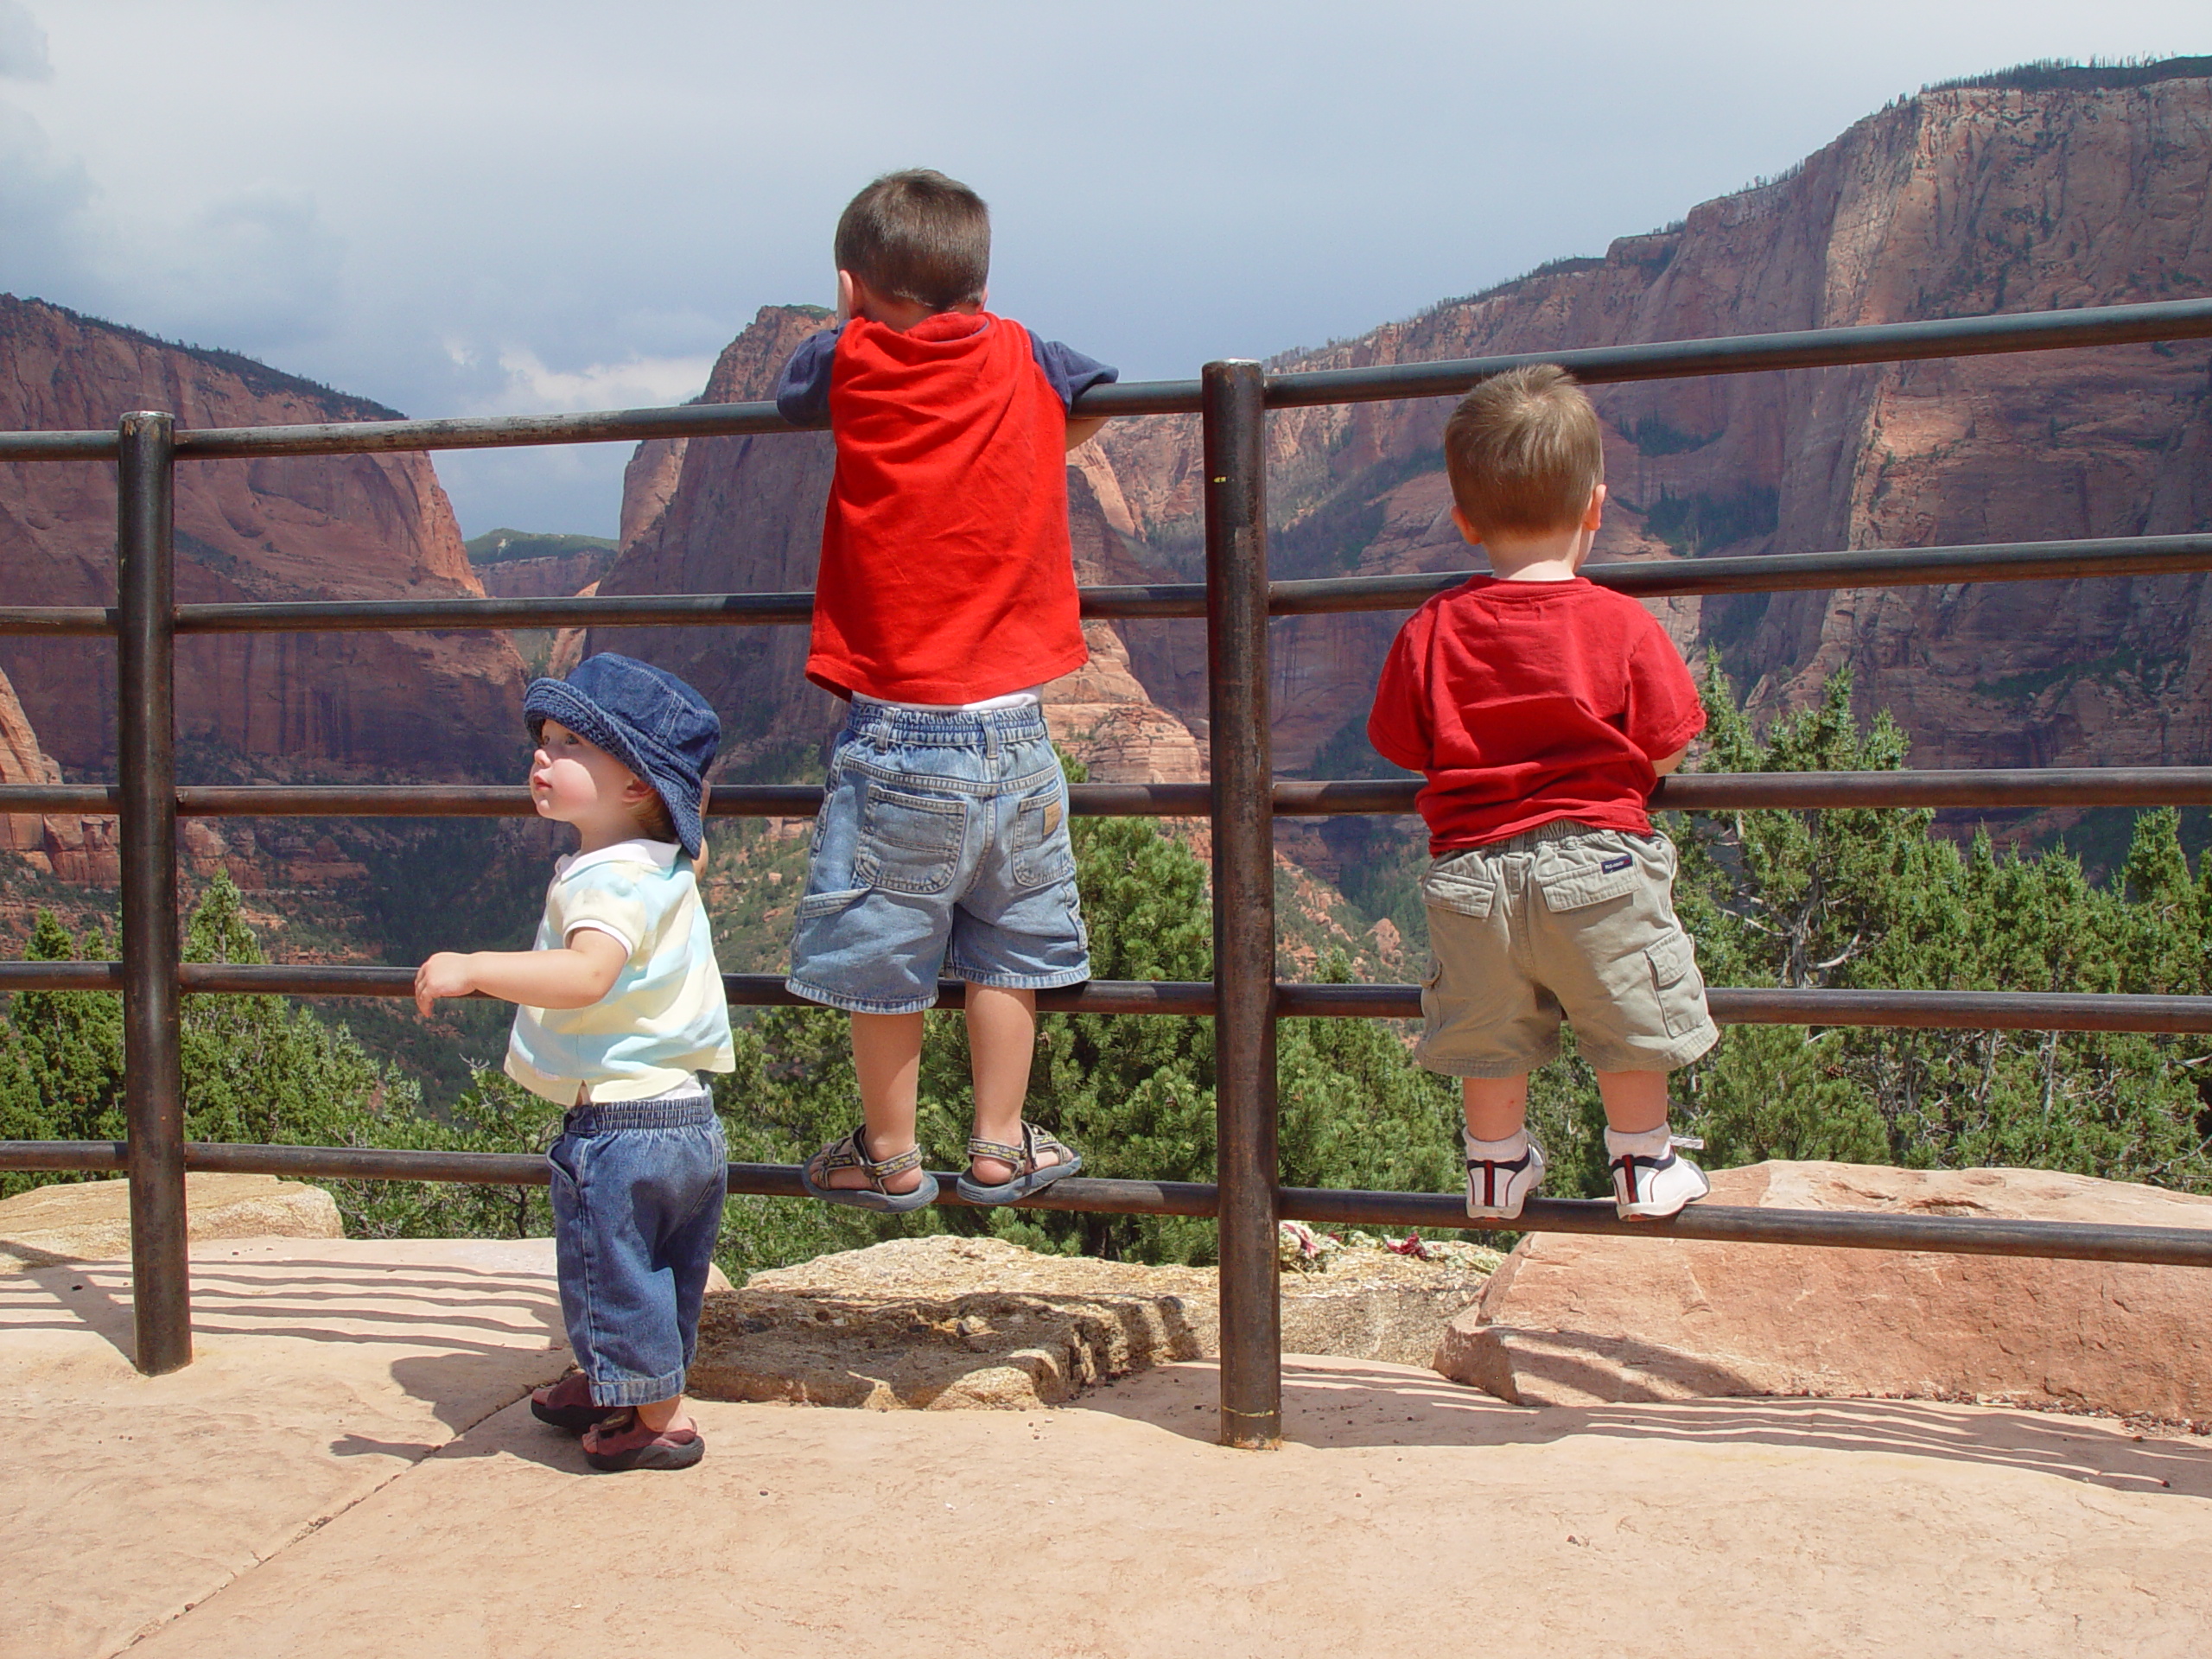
5, 674, 2211, 1271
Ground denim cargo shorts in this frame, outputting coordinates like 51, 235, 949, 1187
785, 702, 1092, 1016
1415, 821, 1718, 1077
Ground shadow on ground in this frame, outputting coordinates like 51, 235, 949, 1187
1074, 1356, 2212, 1497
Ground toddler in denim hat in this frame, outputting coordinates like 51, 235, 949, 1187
415, 652, 734, 1471
772, 168, 1115, 1212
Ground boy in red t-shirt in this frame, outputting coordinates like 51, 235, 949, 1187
1367, 365, 1718, 1221
772, 169, 1116, 1213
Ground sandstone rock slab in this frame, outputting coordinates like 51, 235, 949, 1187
0, 1173, 342, 1273
690, 1234, 1491, 1410
1438, 1160, 2212, 1421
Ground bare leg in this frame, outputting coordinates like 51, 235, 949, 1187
633, 1394, 692, 1433
1466, 1071, 1670, 1140
824, 1010, 925, 1192
582, 1391, 694, 1453
1593, 1070, 1669, 1135
968, 984, 1065, 1185
1461, 1076, 1530, 1143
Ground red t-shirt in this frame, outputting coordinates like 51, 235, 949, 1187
1365, 575, 1706, 853
804, 312, 1090, 703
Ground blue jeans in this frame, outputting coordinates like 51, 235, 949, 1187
785, 702, 1092, 1016
547, 1093, 727, 1407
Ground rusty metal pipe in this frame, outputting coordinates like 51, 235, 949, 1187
116, 410, 190, 1376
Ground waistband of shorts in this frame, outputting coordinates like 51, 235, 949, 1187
1450, 819, 1642, 856
842, 703, 1051, 746
561, 1094, 717, 1135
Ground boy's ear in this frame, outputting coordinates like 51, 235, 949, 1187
1581, 482, 1607, 532
836, 269, 856, 324
1449, 505, 1481, 546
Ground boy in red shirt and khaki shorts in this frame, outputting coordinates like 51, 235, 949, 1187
772, 170, 1116, 1213
1367, 365, 1718, 1222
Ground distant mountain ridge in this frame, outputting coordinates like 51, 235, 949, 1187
0, 295, 525, 781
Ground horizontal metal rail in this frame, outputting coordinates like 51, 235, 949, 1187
5, 296, 2209, 463
7, 1137, 2209, 1267
3, 959, 2208, 1034
1267, 295, 2212, 409
1281, 532, 2212, 614
4, 530, 2209, 641
3, 766, 2209, 822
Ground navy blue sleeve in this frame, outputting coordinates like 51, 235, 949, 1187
1029, 336, 1119, 413
772, 327, 843, 424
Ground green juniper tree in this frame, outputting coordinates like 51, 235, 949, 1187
1664, 670, 2212, 1192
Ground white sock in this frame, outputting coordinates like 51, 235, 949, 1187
1464, 1128, 1530, 1163
1605, 1122, 1675, 1161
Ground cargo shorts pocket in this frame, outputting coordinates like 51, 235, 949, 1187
1421, 861, 1497, 918
795, 886, 868, 919
1012, 786, 1075, 888
1644, 930, 1709, 1038
1535, 849, 1640, 912
852, 785, 965, 896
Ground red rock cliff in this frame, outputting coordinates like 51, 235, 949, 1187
0, 297, 526, 778
1092, 72, 2212, 773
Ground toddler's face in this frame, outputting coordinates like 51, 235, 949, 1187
529, 720, 641, 829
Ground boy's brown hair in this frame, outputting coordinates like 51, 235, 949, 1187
1443, 365, 1605, 537
631, 791, 677, 845
835, 169, 990, 313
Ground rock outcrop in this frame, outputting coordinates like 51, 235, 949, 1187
1088, 68, 2212, 779
600, 307, 1203, 784
472, 550, 615, 601
1435, 1160, 2212, 1421
0, 296, 526, 778
0, 662, 117, 881
688, 1232, 1492, 1409
0, 1172, 342, 1272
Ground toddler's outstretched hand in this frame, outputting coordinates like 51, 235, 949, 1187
415, 951, 475, 1015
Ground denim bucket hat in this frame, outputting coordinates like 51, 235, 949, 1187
523, 653, 720, 859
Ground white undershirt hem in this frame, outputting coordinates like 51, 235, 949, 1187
853, 684, 1044, 715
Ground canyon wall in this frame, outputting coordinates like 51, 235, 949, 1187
0, 297, 527, 779
1089, 73, 2212, 773
600, 69, 2212, 796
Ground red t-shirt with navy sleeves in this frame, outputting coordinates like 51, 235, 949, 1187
773, 311, 1115, 704
1365, 575, 1706, 854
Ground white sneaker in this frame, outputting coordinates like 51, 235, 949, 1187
1611, 1137, 1710, 1220
1465, 1136, 1546, 1222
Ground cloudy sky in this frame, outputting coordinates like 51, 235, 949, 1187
1, 1, 2202, 537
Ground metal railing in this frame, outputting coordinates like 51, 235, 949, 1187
5, 296, 2212, 1446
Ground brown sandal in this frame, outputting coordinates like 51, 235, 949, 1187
957, 1122, 1083, 1205
582, 1408, 705, 1471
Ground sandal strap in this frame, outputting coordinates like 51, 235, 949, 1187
967, 1122, 1075, 1176
813, 1125, 923, 1190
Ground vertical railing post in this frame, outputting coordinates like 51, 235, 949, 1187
1203, 359, 1281, 1447
117, 410, 189, 1375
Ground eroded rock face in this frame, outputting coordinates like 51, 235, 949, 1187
0, 1172, 342, 1272
1436, 1160, 2212, 1421
0, 663, 116, 881
1090, 75, 2212, 776
688, 1233, 1491, 1409
598, 308, 1203, 784
472, 550, 615, 601
0, 296, 526, 778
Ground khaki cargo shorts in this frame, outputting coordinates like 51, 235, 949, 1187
1415, 821, 1718, 1077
